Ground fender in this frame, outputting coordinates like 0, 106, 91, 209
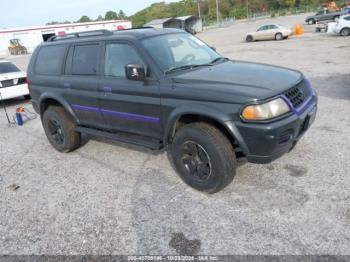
163, 104, 249, 155
39, 92, 79, 124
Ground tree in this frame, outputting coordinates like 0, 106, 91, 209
283, 0, 296, 8
105, 11, 118, 20
118, 10, 126, 19
96, 15, 104, 21
78, 16, 91, 22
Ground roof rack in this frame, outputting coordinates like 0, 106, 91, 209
112, 26, 154, 33
48, 29, 113, 42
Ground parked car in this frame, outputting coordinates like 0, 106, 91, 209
28, 29, 317, 193
333, 14, 350, 36
305, 9, 346, 24
0, 60, 29, 100
245, 24, 292, 42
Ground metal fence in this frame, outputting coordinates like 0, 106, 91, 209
202, 5, 320, 30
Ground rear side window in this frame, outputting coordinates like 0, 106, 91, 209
35, 45, 66, 75
72, 44, 99, 75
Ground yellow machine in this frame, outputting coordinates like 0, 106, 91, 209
8, 39, 28, 55
322, 1, 340, 12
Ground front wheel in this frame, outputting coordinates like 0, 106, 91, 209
42, 106, 81, 153
169, 122, 237, 194
340, 28, 350, 36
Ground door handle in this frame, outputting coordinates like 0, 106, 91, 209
103, 86, 112, 93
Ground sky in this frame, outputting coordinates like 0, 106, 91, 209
0, 0, 179, 28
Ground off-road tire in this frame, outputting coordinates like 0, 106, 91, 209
275, 32, 283, 41
340, 27, 350, 36
169, 122, 237, 194
246, 35, 254, 42
42, 106, 81, 153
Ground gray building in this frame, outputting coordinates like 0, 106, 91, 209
144, 16, 203, 34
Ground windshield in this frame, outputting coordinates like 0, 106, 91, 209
141, 33, 221, 73
0, 62, 20, 74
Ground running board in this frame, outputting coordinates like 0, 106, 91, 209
75, 126, 163, 150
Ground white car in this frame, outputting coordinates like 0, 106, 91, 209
0, 60, 29, 100
333, 14, 350, 36
245, 24, 293, 42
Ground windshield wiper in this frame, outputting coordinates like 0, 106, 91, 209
209, 57, 229, 64
165, 58, 229, 74
165, 63, 212, 74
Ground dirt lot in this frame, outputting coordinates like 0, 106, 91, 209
1, 14, 350, 255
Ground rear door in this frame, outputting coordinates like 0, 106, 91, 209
62, 42, 106, 128
98, 41, 162, 139
268, 25, 279, 39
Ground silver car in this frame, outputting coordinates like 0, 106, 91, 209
245, 24, 293, 42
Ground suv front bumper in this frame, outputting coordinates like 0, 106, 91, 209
229, 97, 317, 164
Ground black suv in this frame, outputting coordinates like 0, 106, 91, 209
28, 28, 317, 193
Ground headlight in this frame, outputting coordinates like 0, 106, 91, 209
241, 97, 290, 121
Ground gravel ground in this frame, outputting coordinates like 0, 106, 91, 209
0, 14, 350, 255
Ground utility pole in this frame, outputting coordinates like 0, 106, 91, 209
216, 0, 219, 26
197, 0, 201, 17
246, 0, 249, 19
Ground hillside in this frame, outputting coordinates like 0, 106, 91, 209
131, 0, 343, 27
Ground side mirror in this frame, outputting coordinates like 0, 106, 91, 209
125, 64, 146, 81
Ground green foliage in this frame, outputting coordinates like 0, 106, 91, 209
118, 10, 126, 19
131, 0, 327, 27
47, 0, 330, 27
78, 16, 91, 23
105, 11, 118, 20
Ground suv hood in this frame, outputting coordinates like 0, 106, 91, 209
171, 60, 302, 103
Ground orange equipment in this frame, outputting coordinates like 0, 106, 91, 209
294, 24, 304, 35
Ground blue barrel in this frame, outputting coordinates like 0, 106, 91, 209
16, 112, 23, 126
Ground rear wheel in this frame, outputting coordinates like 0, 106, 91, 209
169, 122, 237, 194
42, 106, 81, 152
275, 32, 283, 41
340, 27, 350, 36
246, 35, 254, 42
308, 19, 315, 25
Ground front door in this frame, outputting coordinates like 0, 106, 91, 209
98, 41, 162, 139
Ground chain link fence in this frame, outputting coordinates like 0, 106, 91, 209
202, 4, 321, 30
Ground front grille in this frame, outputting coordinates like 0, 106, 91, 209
0, 77, 26, 88
284, 80, 309, 108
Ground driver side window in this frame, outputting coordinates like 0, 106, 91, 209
258, 26, 268, 31
104, 43, 144, 78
